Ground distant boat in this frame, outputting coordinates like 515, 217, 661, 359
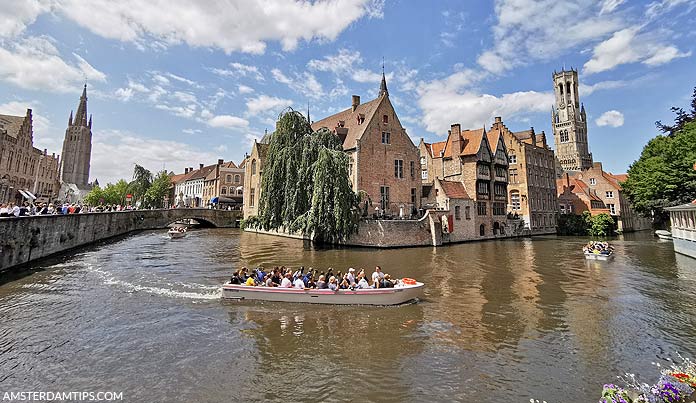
655, 230, 673, 240
584, 251, 614, 261
168, 227, 187, 239
221, 280, 424, 305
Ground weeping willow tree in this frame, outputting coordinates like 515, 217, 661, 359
254, 109, 361, 243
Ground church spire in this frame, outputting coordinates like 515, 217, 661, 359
68, 110, 73, 126
379, 61, 388, 97
74, 84, 88, 127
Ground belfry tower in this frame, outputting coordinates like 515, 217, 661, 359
60, 85, 92, 186
551, 68, 592, 175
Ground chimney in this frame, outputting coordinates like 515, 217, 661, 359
450, 124, 462, 154
184, 168, 189, 174
218, 159, 224, 165
494, 116, 502, 124
199, 163, 204, 170
352, 95, 360, 112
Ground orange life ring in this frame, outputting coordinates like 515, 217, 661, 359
402, 278, 417, 285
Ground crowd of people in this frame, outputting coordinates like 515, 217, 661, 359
229, 265, 398, 290
0, 202, 137, 217
583, 241, 614, 255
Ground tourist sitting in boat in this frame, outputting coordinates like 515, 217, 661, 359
327, 276, 339, 291
583, 241, 614, 255
372, 266, 385, 286
229, 270, 243, 285
264, 274, 276, 287
355, 274, 370, 289
315, 275, 327, 289
245, 275, 257, 286
379, 274, 395, 288
280, 272, 293, 288
346, 268, 356, 285
293, 272, 305, 289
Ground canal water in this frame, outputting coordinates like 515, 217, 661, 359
1, 229, 695, 402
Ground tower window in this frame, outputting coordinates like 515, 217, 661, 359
383, 114, 388, 124
560, 130, 569, 143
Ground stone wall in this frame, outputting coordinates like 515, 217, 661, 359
0, 208, 241, 272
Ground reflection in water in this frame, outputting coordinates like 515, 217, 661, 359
0, 229, 695, 402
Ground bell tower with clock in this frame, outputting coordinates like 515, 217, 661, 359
552, 68, 592, 176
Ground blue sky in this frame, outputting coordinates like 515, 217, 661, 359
0, 0, 694, 184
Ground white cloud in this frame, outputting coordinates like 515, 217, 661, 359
417, 69, 553, 134
206, 115, 249, 129
583, 26, 690, 74
271, 68, 324, 99
600, 0, 625, 15
238, 85, 254, 94
246, 95, 293, 117
579, 79, 627, 96
0, 0, 48, 38
596, 110, 624, 127
51, 0, 382, 54
645, 0, 692, 19
477, 0, 623, 74
90, 131, 222, 184
211, 62, 264, 81
0, 36, 106, 92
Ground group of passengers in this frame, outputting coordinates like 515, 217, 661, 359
583, 241, 614, 255
228, 265, 396, 290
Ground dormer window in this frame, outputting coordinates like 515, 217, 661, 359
338, 120, 345, 128
589, 178, 596, 185
383, 114, 388, 124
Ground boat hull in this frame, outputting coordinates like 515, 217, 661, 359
584, 252, 614, 261
168, 231, 186, 239
221, 282, 424, 305
655, 230, 673, 240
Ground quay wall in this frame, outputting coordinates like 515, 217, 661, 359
0, 209, 241, 273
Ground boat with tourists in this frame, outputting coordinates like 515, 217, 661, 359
168, 227, 187, 239
222, 266, 424, 305
655, 229, 673, 240
583, 241, 614, 260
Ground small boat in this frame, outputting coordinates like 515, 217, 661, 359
167, 227, 187, 239
584, 251, 614, 261
221, 280, 424, 305
655, 230, 673, 240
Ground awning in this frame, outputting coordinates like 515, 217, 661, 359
217, 196, 240, 204
211, 197, 219, 204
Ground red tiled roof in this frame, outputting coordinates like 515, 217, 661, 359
440, 180, 470, 199
311, 96, 384, 150
430, 141, 446, 158
188, 164, 216, 180
462, 128, 485, 156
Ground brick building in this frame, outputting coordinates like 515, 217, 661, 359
219, 160, 244, 206
244, 73, 421, 219
557, 162, 652, 232
0, 109, 60, 204
419, 123, 512, 237
489, 117, 558, 234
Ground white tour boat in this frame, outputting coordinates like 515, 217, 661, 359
221, 281, 424, 305
655, 230, 673, 240
584, 251, 614, 261
168, 227, 187, 239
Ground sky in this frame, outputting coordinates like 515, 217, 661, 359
0, 0, 694, 185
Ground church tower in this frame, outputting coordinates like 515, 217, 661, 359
551, 68, 592, 175
60, 85, 92, 186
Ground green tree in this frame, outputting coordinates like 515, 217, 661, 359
129, 164, 153, 206
557, 213, 588, 235
622, 88, 696, 225
102, 179, 129, 205
587, 213, 615, 237
84, 185, 105, 206
143, 170, 171, 208
253, 109, 360, 243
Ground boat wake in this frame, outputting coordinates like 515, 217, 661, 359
87, 265, 221, 301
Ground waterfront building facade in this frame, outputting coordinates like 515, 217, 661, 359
556, 162, 651, 232
667, 202, 696, 259
419, 123, 512, 237
244, 74, 421, 219
552, 68, 592, 174
0, 109, 61, 204
219, 160, 244, 206
489, 117, 558, 234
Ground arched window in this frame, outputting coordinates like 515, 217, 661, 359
566, 82, 571, 95
383, 114, 388, 124
559, 83, 564, 96
493, 222, 500, 235
238, 188, 243, 196
226, 174, 232, 183
221, 187, 227, 195
234, 174, 240, 183
251, 159, 257, 175
479, 224, 485, 236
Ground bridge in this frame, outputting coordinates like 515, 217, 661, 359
0, 208, 242, 273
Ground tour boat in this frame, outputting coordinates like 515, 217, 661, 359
167, 227, 187, 239
584, 251, 614, 261
655, 230, 673, 240
221, 281, 424, 305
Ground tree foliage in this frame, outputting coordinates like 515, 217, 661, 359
557, 213, 588, 236
143, 170, 171, 208
129, 164, 153, 206
83, 179, 130, 206
253, 109, 360, 243
623, 87, 696, 223
587, 213, 615, 237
